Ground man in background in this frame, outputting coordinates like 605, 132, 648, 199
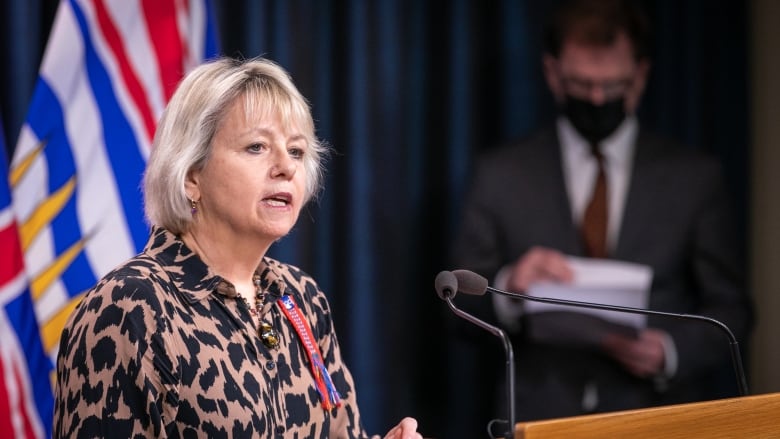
452, 0, 753, 426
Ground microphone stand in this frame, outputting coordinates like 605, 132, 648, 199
487, 286, 749, 396
444, 295, 516, 439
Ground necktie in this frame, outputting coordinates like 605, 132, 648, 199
582, 143, 608, 258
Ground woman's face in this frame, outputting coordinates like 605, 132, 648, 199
186, 96, 308, 243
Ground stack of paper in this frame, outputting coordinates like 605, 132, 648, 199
524, 256, 653, 347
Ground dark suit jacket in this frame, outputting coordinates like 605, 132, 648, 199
450, 125, 753, 424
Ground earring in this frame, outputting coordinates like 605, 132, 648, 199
190, 199, 198, 215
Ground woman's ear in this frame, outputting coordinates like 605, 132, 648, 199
184, 168, 200, 202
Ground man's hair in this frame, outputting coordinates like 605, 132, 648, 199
543, 0, 651, 61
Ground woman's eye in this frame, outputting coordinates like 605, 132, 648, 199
247, 143, 265, 153
288, 147, 305, 159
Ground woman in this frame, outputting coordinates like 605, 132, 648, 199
54, 57, 421, 439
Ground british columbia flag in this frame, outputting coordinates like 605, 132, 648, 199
3, 1, 219, 436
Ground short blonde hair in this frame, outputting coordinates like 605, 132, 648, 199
143, 57, 328, 234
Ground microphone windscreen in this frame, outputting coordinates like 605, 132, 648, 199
434, 270, 458, 300
453, 270, 489, 296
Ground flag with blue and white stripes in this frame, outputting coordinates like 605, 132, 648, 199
6, 2, 219, 435
2, 112, 52, 439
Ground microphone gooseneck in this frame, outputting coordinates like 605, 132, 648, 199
435, 271, 516, 439
451, 269, 750, 397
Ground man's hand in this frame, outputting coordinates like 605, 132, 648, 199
602, 328, 667, 378
506, 246, 574, 292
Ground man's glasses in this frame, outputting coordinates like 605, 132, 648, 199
560, 75, 634, 100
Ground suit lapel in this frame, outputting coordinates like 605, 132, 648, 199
613, 133, 660, 259
536, 128, 583, 255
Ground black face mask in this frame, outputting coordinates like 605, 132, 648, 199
563, 94, 626, 144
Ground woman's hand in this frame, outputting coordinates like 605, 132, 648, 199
383, 417, 422, 439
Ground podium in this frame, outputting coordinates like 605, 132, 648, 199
514, 392, 780, 438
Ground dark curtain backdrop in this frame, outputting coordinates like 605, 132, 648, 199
1, 1, 749, 438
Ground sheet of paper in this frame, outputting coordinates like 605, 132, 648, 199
523, 256, 653, 343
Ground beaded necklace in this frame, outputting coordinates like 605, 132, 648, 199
242, 272, 279, 349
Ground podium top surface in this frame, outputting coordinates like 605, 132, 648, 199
515, 392, 780, 439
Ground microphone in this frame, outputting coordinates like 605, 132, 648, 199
434, 271, 515, 439
451, 269, 750, 397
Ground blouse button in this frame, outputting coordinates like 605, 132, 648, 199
275, 426, 285, 435
266, 361, 276, 370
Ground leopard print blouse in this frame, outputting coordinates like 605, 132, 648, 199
54, 226, 371, 438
